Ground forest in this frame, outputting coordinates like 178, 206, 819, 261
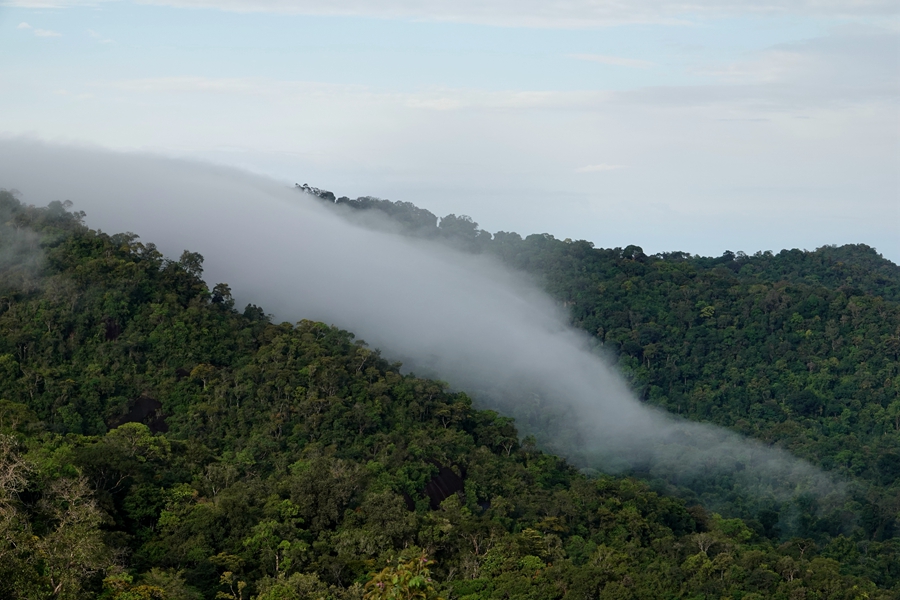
1, 187, 898, 599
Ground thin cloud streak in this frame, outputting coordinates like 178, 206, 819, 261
88, 29, 114, 43
576, 164, 627, 172
569, 53, 654, 68
3, 0, 897, 25
16, 22, 62, 36
4, 0, 109, 5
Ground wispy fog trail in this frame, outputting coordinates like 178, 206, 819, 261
0, 138, 840, 505
0, 192, 45, 294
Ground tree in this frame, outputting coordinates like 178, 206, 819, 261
364, 553, 444, 600
0, 435, 35, 597
35, 476, 113, 599
178, 251, 204, 277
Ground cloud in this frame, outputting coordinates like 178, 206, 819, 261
4, 0, 109, 6
0, 194, 45, 295
95, 77, 607, 111
569, 53, 654, 68
716, 27, 897, 86
131, 0, 900, 25
88, 29, 114, 43
17, 22, 62, 36
98, 77, 365, 96
88, 28, 896, 113
403, 88, 608, 111
615, 29, 900, 110
699, 49, 808, 84
576, 163, 627, 172
3, 0, 897, 26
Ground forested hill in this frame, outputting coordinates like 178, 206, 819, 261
1, 189, 898, 599
306, 189, 900, 559
300, 184, 900, 303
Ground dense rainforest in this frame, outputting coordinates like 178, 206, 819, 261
0, 187, 898, 599
311, 187, 900, 581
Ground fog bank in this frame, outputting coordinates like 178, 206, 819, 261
0, 138, 839, 505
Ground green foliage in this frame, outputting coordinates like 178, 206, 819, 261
364, 552, 443, 600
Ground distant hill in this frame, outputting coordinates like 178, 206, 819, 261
300, 184, 900, 302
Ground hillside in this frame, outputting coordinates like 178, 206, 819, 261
0, 189, 898, 599
313, 189, 900, 557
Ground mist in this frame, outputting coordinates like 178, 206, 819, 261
0, 137, 841, 510
0, 190, 45, 297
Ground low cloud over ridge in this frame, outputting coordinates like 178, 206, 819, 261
0, 138, 841, 507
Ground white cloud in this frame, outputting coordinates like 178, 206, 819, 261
4, 0, 109, 6
143, 0, 900, 25
96, 77, 609, 111
98, 77, 370, 97
16, 21, 62, 36
403, 88, 608, 111
699, 50, 807, 84
88, 29, 114, 43
569, 54, 654, 68
680, 28, 900, 106
102, 77, 260, 94
576, 164, 627, 172
2, 0, 897, 26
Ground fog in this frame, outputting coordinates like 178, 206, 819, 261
0, 192, 44, 296
0, 138, 840, 507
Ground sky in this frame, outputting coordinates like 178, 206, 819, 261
1, 0, 898, 261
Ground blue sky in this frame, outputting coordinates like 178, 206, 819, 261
1, 0, 898, 260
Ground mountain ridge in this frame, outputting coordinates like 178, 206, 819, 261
297, 183, 900, 303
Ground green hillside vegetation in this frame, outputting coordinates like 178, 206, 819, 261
0, 188, 898, 598
319, 190, 900, 573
